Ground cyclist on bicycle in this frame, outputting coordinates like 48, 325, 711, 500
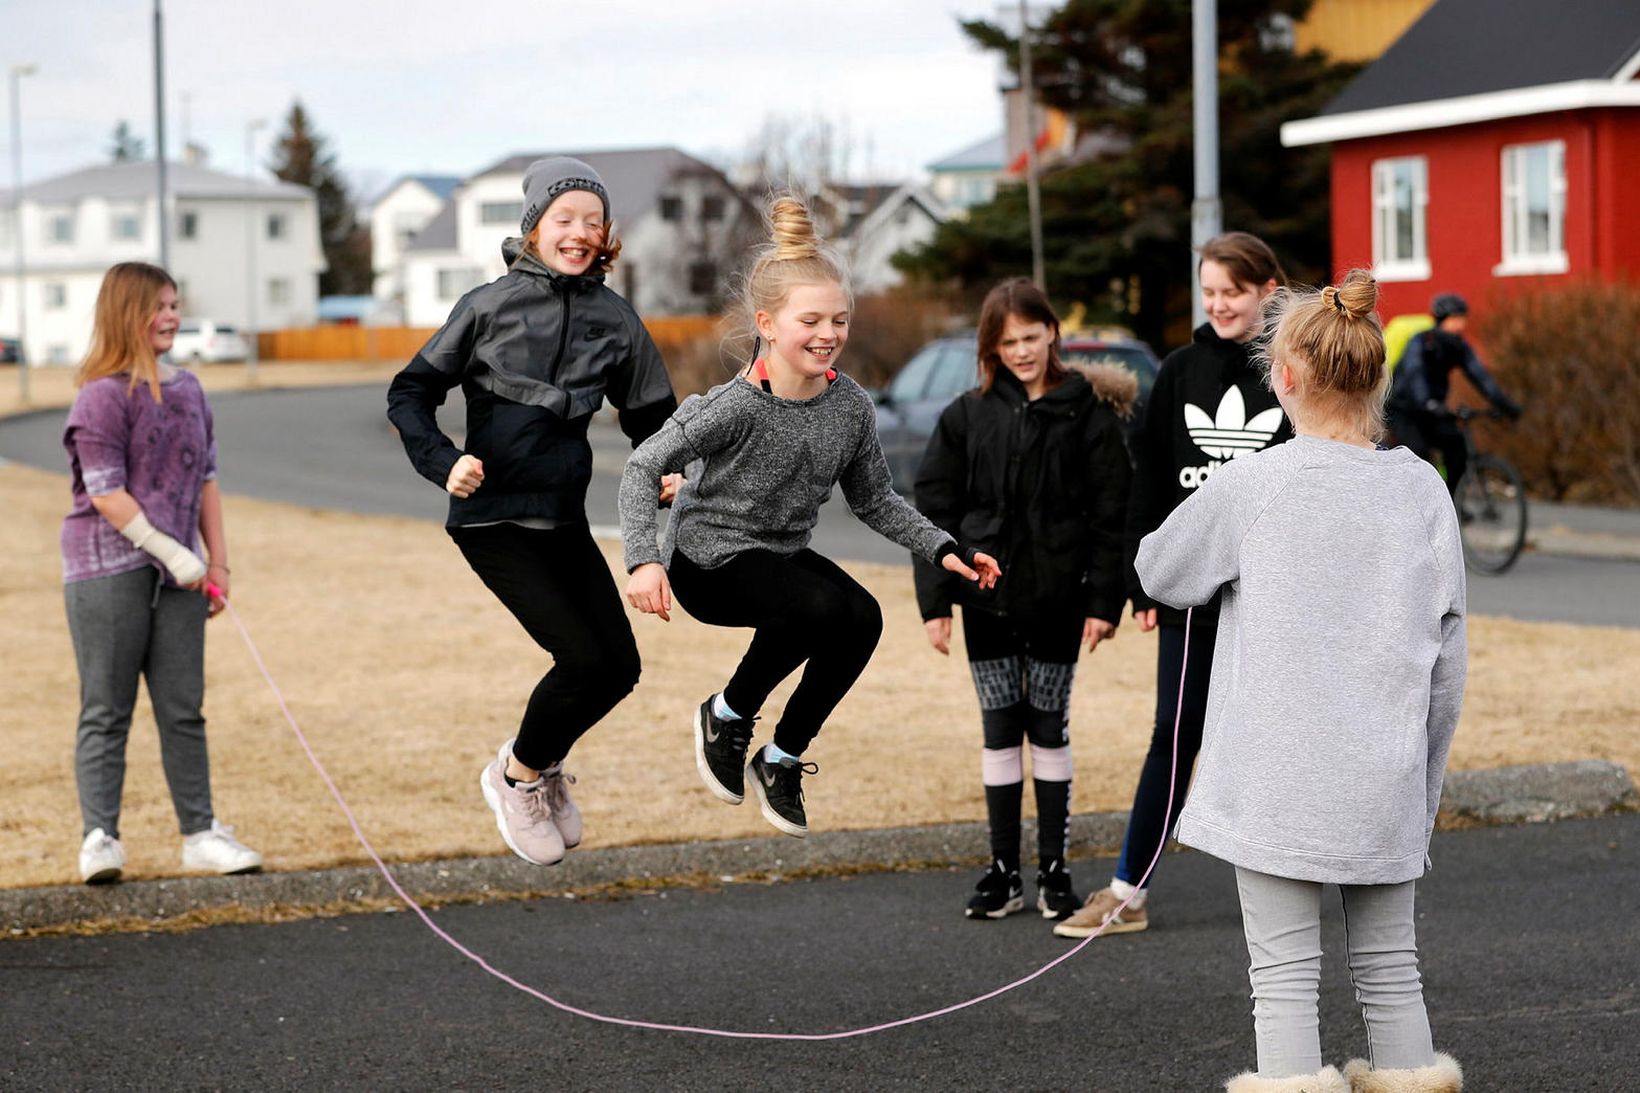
1387, 293, 1521, 495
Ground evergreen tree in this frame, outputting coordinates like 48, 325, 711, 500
109, 120, 146, 162
896, 1, 1359, 351
268, 101, 373, 296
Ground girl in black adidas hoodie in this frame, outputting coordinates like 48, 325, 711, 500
1054, 232, 1294, 940
914, 278, 1133, 923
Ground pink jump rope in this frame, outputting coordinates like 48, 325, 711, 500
211, 582, 1193, 1040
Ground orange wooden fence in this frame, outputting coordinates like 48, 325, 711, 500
257, 315, 721, 362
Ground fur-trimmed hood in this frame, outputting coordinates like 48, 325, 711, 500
1066, 359, 1140, 420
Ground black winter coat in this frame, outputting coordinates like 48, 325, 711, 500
1123, 323, 1292, 624
386, 239, 677, 528
912, 366, 1133, 623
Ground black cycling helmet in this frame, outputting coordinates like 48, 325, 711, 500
1431, 293, 1469, 323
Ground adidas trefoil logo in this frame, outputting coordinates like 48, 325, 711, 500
1183, 387, 1284, 461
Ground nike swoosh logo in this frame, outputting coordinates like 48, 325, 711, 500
760, 766, 778, 787
704, 718, 721, 743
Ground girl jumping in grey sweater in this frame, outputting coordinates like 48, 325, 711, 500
620, 197, 999, 838
1135, 271, 1466, 1092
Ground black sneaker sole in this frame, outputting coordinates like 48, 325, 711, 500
965, 895, 1025, 920
693, 705, 744, 805
747, 760, 807, 838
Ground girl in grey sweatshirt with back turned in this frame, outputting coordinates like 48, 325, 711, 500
1135, 271, 1466, 1093
620, 197, 999, 840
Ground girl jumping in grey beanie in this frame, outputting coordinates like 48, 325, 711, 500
388, 156, 678, 867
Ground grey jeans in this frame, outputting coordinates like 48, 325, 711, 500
1234, 866, 1436, 1078
65, 566, 214, 839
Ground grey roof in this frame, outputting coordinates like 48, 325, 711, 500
469, 147, 732, 226
404, 200, 459, 253
372, 173, 461, 205
20, 161, 312, 203
1322, 0, 1640, 116
928, 133, 1005, 172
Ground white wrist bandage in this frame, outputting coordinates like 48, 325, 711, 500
119, 511, 208, 585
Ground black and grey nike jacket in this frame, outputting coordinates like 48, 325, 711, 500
387, 238, 677, 528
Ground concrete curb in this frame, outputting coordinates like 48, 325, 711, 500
3, 760, 1634, 935
1528, 527, 1640, 564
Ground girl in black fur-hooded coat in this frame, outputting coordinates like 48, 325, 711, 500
913, 277, 1133, 924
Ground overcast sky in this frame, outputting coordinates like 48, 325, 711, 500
5, 0, 1012, 203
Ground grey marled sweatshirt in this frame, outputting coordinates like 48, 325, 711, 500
619, 374, 955, 572
1135, 435, 1467, 885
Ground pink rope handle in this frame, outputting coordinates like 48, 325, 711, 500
216, 594, 1193, 1040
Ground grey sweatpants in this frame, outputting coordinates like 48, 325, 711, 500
1234, 866, 1436, 1078
65, 566, 214, 839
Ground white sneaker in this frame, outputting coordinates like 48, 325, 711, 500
181, 820, 264, 875
79, 828, 127, 885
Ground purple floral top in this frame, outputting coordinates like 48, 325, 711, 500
60, 370, 218, 584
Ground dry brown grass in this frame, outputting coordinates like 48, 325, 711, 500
3, 460, 1637, 891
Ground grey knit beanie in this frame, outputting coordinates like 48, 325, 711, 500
520, 157, 610, 236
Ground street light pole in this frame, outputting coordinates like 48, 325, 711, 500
244, 119, 265, 382
1018, 0, 1046, 292
153, 0, 170, 269
10, 63, 36, 403
1191, 0, 1223, 326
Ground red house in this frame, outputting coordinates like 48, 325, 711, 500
1281, 0, 1640, 320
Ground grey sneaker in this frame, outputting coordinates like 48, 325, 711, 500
479, 742, 566, 866
540, 761, 581, 849
694, 696, 754, 804
746, 750, 817, 838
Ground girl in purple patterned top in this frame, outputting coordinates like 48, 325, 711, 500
60, 262, 262, 884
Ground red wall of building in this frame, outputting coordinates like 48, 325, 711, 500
1328, 109, 1640, 322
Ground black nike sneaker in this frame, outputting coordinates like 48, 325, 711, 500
746, 750, 818, 838
694, 696, 754, 804
966, 860, 1025, 920
1035, 858, 1081, 921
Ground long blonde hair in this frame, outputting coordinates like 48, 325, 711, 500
1259, 268, 1388, 441
77, 261, 176, 402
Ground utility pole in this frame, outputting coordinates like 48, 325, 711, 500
244, 119, 265, 382
10, 63, 36, 401
154, 0, 170, 268
1018, 0, 1046, 292
1191, 0, 1222, 326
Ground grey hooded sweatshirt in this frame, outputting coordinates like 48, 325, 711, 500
1135, 435, 1467, 884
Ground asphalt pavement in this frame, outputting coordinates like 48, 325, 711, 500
2, 814, 1635, 1090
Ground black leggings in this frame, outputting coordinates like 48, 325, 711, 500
667, 548, 883, 755
450, 523, 640, 770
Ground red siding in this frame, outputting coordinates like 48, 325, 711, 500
1327, 109, 1640, 322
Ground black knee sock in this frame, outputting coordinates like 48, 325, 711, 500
983, 782, 1023, 871
1033, 778, 1071, 865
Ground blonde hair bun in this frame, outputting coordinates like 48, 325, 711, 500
768, 196, 822, 261
1321, 269, 1379, 321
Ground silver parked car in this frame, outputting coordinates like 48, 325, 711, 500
873, 331, 1160, 491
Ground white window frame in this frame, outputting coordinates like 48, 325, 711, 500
110, 205, 143, 242
479, 201, 522, 226
1370, 156, 1429, 282
46, 209, 75, 246
43, 282, 68, 310
267, 278, 291, 306
266, 212, 287, 241
1496, 140, 1568, 276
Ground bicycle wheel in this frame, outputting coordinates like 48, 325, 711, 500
1455, 454, 1527, 574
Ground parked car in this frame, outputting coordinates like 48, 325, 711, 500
0, 336, 20, 364
169, 320, 250, 364
873, 330, 1160, 490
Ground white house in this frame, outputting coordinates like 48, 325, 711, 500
927, 134, 1006, 213
0, 161, 324, 364
367, 174, 459, 323
815, 183, 950, 295
396, 148, 756, 327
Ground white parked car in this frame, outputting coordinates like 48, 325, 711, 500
169, 320, 250, 364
